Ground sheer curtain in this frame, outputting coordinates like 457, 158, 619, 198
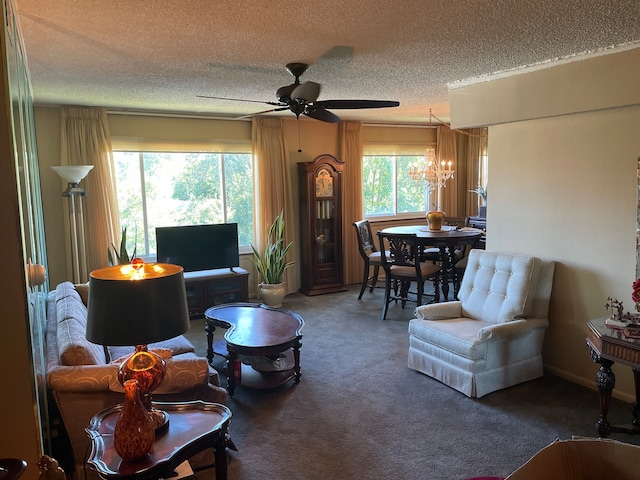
463, 128, 489, 215
60, 107, 120, 282
251, 117, 296, 294
436, 125, 458, 216
339, 121, 363, 285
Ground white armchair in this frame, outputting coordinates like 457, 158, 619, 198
408, 250, 555, 398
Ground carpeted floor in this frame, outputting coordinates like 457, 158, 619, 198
183, 285, 639, 480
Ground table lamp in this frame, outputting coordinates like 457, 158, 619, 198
85, 259, 190, 431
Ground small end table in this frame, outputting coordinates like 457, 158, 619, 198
85, 401, 235, 480
586, 317, 640, 437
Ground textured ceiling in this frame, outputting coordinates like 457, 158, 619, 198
13, 0, 640, 124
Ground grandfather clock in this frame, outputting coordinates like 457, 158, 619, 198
298, 154, 346, 295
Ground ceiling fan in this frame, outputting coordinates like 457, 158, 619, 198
197, 62, 400, 123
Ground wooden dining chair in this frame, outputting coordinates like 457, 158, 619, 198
443, 216, 469, 228
442, 216, 478, 298
377, 232, 441, 320
353, 219, 384, 299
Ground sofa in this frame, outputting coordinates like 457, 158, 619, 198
46, 281, 226, 474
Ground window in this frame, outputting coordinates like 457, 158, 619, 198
113, 151, 254, 257
362, 154, 429, 216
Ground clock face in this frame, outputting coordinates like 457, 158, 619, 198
315, 168, 333, 197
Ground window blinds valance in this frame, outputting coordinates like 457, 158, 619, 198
363, 142, 436, 156
111, 137, 252, 153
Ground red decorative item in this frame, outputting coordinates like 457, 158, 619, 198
113, 379, 155, 462
632, 279, 640, 311
131, 257, 144, 270
118, 345, 168, 429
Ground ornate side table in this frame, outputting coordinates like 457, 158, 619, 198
85, 401, 235, 480
586, 317, 640, 437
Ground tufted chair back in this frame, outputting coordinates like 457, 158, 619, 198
458, 250, 544, 324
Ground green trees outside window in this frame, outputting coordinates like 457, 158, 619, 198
363, 155, 428, 216
113, 151, 254, 257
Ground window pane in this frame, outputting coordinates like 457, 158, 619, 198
114, 151, 254, 257
223, 153, 254, 247
398, 156, 428, 213
114, 152, 145, 255
363, 156, 394, 215
363, 154, 427, 216
168, 152, 224, 227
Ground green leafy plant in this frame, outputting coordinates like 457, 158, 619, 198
251, 210, 295, 284
108, 227, 137, 266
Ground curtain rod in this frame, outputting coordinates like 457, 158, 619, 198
363, 122, 438, 128
106, 109, 251, 121
107, 110, 442, 127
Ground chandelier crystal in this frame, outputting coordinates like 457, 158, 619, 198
409, 146, 454, 210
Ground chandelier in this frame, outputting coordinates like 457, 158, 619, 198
409, 145, 454, 211
408, 147, 454, 190
407, 109, 455, 211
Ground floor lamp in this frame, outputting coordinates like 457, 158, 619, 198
52, 165, 94, 284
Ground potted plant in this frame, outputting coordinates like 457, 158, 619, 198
251, 210, 295, 307
108, 227, 137, 266
469, 185, 487, 217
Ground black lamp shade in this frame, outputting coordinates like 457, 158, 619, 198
86, 263, 190, 346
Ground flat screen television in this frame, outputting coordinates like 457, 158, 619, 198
155, 223, 240, 272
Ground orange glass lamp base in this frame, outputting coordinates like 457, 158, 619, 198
114, 379, 155, 461
118, 345, 169, 432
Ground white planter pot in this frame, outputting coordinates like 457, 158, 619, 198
259, 283, 286, 308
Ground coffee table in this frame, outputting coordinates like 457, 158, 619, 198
85, 401, 234, 480
204, 302, 304, 396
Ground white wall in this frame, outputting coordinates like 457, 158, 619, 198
450, 46, 640, 400
490, 109, 640, 395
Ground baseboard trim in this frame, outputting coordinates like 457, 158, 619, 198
544, 364, 635, 404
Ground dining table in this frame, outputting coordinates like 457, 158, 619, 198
378, 225, 484, 301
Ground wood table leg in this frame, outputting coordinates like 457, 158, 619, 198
227, 352, 238, 397
213, 431, 237, 480
214, 444, 227, 480
594, 356, 615, 437
293, 341, 302, 384
439, 246, 450, 301
205, 321, 216, 364
632, 368, 640, 426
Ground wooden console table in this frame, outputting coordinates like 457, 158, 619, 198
183, 268, 249, 319
586, 317, 640, 437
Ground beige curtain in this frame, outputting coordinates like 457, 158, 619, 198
463, 128, 489, 215
339, 121, 363, 285
251, 117, 296, 294
436, 125, 458, 216
60, 107, 120, 282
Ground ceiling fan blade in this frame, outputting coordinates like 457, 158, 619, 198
291, 81, 321, 102
304, 107, 340, 123
312, 99, 400, 110
234, 106, 290, 119
196, 95, 283, 107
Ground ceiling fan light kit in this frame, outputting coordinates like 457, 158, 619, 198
199, 62, 399, 123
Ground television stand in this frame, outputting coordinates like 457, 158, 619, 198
183, 267, 249, 319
